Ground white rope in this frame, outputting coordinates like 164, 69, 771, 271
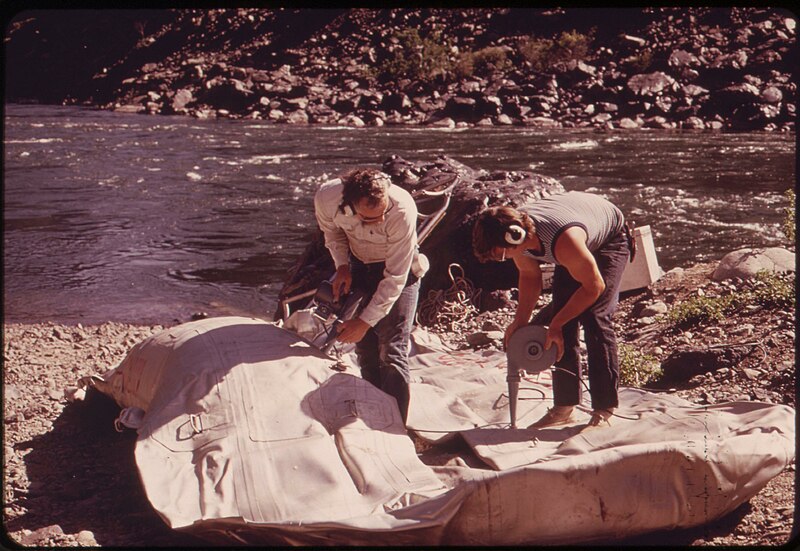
416, 263, 481, 333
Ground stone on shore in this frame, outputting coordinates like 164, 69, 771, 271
712, 247, 795, 281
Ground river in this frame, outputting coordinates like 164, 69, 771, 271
3, 104, 795, 324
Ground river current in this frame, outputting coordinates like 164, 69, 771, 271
3, 104, 795, 324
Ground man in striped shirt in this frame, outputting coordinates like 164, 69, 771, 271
472, 191, 633, 431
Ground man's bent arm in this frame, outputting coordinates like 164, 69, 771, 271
549, 227, 605, 330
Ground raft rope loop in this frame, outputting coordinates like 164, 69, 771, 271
416, 263, 481, 332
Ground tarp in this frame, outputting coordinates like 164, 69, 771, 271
84, 316, 795, 545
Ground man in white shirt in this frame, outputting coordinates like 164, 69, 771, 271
314, 168, 427, 423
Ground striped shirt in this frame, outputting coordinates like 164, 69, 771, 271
520, 191, 624, 265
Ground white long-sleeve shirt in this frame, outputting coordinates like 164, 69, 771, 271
314, 178, 427, 327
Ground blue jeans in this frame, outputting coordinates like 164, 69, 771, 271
351, 258, 419, 423
551, 230, 630, 411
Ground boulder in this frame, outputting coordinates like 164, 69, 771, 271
760, 86, 783, 103
171, 88, 196, 112
627, 71, 677, 96
199, 77, 254, 112
711, 247, 795, 281
668, 49, 702, 68
681, 116, 706, 129
274, 156, 566, 320
286, 110, 309, 124
443, 97, 477, 120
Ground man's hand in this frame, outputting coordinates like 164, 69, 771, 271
544, 324, 564, 361
336, 318, 370, 343
332, 265, 352, 301
503, 318, 527, 349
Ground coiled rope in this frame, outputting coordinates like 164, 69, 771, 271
417, 263, 481, 332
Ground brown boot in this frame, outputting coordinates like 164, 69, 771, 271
527, 406, 576, 429
579, 408, 614, 433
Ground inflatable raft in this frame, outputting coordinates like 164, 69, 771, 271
78, 316, 795, 545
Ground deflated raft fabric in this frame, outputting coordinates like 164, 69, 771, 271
85, 316, 795, 546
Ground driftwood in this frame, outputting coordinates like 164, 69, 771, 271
274, 155, 565, 321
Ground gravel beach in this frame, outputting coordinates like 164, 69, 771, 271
2, 262, 795, 547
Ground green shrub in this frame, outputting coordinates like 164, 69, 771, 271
783, 188, 795, 243
518, 29, 594, 71
555, 29, 593, 61
518, 37, 554, 71
379, 28, 453, 83
453, 54, 475, 79
456, 46, 512, 78
667, 270, 795, 329
618, 344, 662, 387
751, 270, 795, 309
666, 293, 739, 327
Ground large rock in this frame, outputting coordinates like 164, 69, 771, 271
627, 72, 677, 96
170, 88, 196, 113
274, 156, 565, 320
199, 77, 254, 112
711, 247, 795, 281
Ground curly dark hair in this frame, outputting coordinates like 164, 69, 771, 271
472, 206, 535, 263
340, 168, 391, 210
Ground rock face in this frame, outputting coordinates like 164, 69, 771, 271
5, 8, 796, 132
274, 156, 565, 319
712, 247, 796, 281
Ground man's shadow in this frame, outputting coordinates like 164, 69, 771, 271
6, 389, 205, 547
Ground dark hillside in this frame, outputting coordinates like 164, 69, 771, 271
4, 8, 796, 131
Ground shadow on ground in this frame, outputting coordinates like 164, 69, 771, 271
7, 389, 204, 547
601, 503, 752, 546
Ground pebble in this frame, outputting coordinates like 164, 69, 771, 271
641, 301, 668, 317
777, 361, 793, 371
5, 384, 21, 400
730, 324, 755, 336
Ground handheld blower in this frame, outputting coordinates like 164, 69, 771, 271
310, 280, 365, 354
506, 325, 558, 428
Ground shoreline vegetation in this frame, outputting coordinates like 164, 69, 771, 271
5, 8, 796, 132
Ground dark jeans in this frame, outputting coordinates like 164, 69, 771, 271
351, 257, 419, 424
551, 230, 630, 411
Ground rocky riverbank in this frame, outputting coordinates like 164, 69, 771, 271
2, 256, 795, 547
4, 7, 796, 131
